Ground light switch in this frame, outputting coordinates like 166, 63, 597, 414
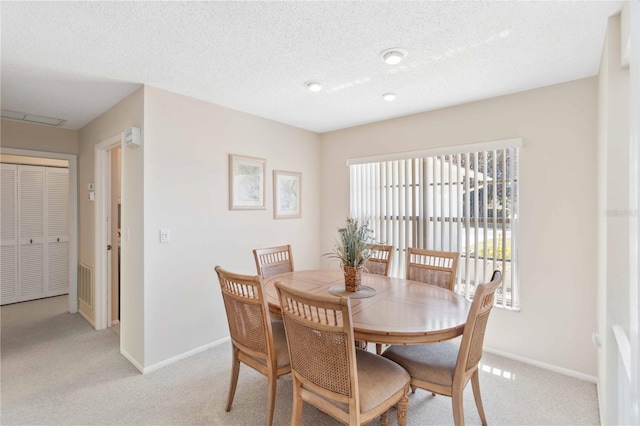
160, 229, 170, 243
88, 191, 95, 201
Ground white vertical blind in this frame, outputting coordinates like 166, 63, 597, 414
350, 146, 520, 309
463, 153, 471, 299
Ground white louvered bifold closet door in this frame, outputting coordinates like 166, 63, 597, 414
2, 165, 70, 305
1, 164, 18, 304
18, 165, 46, 301
46, 168, 69, 296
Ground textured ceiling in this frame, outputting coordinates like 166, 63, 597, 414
1, 1, 622, 132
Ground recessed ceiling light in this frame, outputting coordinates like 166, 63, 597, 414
305, 81, 323, 92
383, 93, 397, 101
380, 48, 407, 65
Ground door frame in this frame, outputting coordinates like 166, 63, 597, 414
0, 147, 78, 313
95, 134, 123, 330
629, 1, 639, 422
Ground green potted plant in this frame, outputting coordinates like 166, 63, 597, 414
327, 218, 375, 292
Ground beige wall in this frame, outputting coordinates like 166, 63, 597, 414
142, 86, 322, 366
78, 88, 145, 365
75, 85, 321, 369
597, 13, 630, 424
1, 118, 78, 154
320, 77, 599, 377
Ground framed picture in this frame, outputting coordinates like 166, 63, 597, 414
273, 170, 301, 219
229, 154, 266, 210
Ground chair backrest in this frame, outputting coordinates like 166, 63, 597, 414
405, 247, 459, 291
455, 270, 502, 378
215, 266, 275, 363
253, 245, 294, 279
364, 244, 394, 276
275, 282, 360, 411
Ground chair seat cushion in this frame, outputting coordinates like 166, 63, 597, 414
249, 320, 290, 368
355, 349, 410, 413
382, 341, 459, 387
269, 320, 290, 368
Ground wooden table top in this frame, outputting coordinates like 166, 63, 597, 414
264, 270, 471, 345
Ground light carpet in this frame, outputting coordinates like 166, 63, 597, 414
1, 295, 599, 425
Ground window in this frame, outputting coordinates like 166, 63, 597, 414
349, 140, 520, 310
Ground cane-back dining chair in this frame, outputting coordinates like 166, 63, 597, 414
215, 266, 291, 426
405, 247, 459, 291
275, 281, 410, 426
382, 270, 503, 426
364, 244, 395, 354
364, 244, 394, 277
253, 244, 294, 279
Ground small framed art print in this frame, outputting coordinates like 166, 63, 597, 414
229, 154, 266, 210
273, 170, 301, 219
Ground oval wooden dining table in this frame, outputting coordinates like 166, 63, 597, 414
264, 270, 471, 346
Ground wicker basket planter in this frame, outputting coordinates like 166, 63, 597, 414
326, 218, 374, 293
343, 265, 363, 292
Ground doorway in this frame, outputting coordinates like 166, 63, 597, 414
109, 147, 122, 325
94, 135, 123, 331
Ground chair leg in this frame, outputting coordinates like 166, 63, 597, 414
451, 385, 465, 426
410, 384, 417, 394
376, 343, 383, 355
471, 369, 487, 426
380, 410, 388, 426
397, 394, 409, 426
291, 376, 303, 426
266, 372, 277, 426
225, 347, 241, 411
355, 340, 367, 350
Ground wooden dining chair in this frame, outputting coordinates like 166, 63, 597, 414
382, 270, 503, 426
405, 247, 459, 291
275, 281, 410, 426
364, 244, 394, 354
214, 266, 291, 426
364, 244, 394, 276
253, 244, 294, 279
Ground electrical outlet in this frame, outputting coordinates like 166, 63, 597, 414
160, 229, 170, 243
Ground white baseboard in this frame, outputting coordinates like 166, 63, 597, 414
78, 309, 96, 328
483, 346, 597, 383
120, 349, 145, 374
142, 336, 231, 374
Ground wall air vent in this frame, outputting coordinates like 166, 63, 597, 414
1, 109, 66, 127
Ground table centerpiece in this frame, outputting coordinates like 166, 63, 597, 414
327, 217, 374, 292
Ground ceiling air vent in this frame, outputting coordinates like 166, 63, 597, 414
1, 109, 66, 127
